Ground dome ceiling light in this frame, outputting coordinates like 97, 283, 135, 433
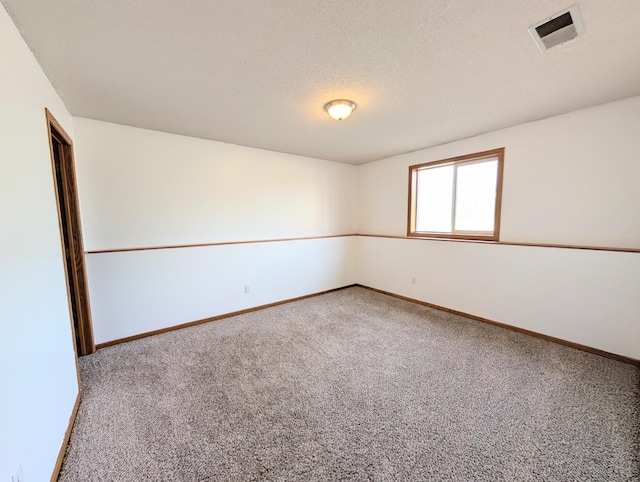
323, 99, 357, 121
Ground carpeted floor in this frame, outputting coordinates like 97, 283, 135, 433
58, 286, 640, 481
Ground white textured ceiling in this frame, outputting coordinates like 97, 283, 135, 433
3, 0, 640, 164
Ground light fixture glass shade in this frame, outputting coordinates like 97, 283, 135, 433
323, 99, 357, 120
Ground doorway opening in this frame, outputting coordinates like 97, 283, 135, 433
46, 108, 95, 356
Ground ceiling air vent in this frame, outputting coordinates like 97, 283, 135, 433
528, 5, 585, 52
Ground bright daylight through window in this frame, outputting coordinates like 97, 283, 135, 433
408, 148, 504, 241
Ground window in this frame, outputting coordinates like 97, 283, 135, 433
408, 148, 504, 241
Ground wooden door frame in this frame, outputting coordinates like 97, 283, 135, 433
46, 108, 96, 356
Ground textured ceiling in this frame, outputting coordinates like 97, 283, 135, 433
3, 0, 640, 164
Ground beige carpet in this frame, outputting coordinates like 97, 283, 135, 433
59, 286, 640, 481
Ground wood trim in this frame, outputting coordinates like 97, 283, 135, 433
87, 233, 640, 256
407, 148, 505, 242
358, 285, 640, 367
407, 168, 417, 236
493, 148, 505, 241
407, 232, 501, 241
408, 147, 506, 171
96, 281, 639, 366
357, 233, 640, 254
50, 390, 82, 482
46, 108, 96, 358
96, 285, 357, 349
46, 109, 81, 387
45, 109, 73, 145
86, 234, 356, 255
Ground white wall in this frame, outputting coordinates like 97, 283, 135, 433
73, 118, 356, 251
357, 96, 640, 359
359, 96, 640, 248
88, 237, 355, 343
72, 119, 357, 344
357, 237, 640, 359
0, 5, 80, 482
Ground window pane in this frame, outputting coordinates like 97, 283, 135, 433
454, 160, 497, 232
416, 165, 453, 233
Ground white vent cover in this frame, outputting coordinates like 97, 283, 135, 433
528, 5, 585, 52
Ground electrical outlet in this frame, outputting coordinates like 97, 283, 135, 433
11, 463, 24, 482
411, 277, 417, 285
244, 285, 251, 294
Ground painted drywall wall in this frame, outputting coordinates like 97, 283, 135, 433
357, 96, 640, 359
88, 237, 356, 344
358, 96, 640, 249
357, 237, 640, 359
72, 119, 357, 344
72, 118, 356, 251
0, 5, 80, 481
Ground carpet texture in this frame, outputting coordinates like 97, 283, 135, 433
58, 287, 640, 481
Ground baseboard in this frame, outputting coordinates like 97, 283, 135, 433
50, 390, 82, 482
357, 285, 640, 367
95, 283, 639, 367
96, 284, 357, 349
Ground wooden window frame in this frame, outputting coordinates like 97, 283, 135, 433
407, 148, 504, 241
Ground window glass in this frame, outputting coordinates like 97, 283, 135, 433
408, 148, 504, 241
454, 160, 498, 233
416, 165, 453, 233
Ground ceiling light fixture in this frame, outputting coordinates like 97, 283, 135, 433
323, 99, 357, 121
